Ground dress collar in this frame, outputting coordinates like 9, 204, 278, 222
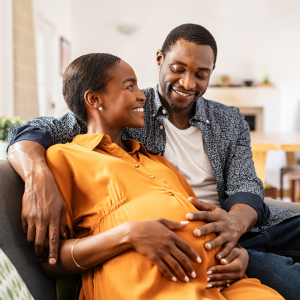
72, 133, 150, 158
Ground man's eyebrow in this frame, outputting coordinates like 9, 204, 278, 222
123, 78, 136, 84
171, 60, 211, 71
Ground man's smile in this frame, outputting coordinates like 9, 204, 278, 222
172, 86, 197, 98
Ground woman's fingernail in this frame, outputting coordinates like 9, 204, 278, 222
221, 258, 226, 264
186, 213, 193, 220
207, 277, 210, 281
191, 271, 196, 278
194, 229, 201, 237
197, 256, 202, 263
49, 258, 56, 265
172, 276, 177, 282
184, 276, 189, 282
218, 288, 221, 292
207, 270, 212, 275
206, 243, 212, 250
207, 284, 212, 288
180, 221, 189, 225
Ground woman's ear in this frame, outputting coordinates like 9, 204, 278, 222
84, 90, 102, 110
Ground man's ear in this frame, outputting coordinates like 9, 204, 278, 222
84, 90, 102, 110
156, 49, 164, 69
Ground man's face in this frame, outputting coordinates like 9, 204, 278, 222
157, 39, 215, 111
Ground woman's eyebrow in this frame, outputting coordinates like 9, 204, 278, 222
123, 78, 136, 84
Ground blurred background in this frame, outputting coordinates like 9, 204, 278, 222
1, 0, 300, 199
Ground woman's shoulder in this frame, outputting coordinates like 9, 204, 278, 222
46, 140, 86, 164
47, 142, 76, 156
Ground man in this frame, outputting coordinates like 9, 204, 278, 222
7, 24, 300, 298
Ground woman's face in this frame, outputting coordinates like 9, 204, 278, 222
98, 60, 146, 129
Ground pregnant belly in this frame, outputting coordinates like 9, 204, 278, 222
91, 193, 221, 300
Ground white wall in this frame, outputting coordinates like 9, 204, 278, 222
72, 0, 300, 133
32, 0, 73, 117
0, 0, 14, 117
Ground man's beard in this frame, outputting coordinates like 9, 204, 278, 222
164, 83, 200, 111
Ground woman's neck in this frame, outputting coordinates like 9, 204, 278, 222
87, 121, 123, 149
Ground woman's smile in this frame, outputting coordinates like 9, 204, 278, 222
132, 107, 145, 116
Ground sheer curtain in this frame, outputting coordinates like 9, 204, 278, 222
13, 0, 39, 121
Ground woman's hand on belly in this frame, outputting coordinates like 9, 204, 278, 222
206, 244, 249, 291
127, 218, 202, 283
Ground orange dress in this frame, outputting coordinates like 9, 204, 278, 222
46, 134, 283, 300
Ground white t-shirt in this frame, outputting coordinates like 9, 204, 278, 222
163, 119, 220, 207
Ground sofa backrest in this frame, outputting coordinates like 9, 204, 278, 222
0, 160, 56, 300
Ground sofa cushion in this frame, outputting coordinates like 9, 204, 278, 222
0, 160, 56, 299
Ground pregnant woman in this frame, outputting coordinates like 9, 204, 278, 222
42, 53, 283, 300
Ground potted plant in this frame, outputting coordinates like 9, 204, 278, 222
0, 116, 24, 160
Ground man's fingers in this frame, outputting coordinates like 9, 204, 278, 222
203, 233, 231, 251
218, 248, 240, 265
193, 222, 220, 237
59, 205, 68, 239
48, 221, 60, 265
26, 224, 36, 244
215, 242, 236, 260
21, 216, 28, 233
186, 211, 217, 222
35, 226, 47, 260
188, 197, 216, 211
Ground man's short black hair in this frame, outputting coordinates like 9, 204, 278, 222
161, 23, 217, 65
63, 53, 121, 124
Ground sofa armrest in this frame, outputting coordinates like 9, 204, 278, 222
264, 198, 300, 210
0, 160, 56, 299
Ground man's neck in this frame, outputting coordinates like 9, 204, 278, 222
158, 88, 195, 130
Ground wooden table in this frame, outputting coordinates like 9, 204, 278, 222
250, 132, 300, 186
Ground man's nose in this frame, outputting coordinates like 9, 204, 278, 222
179, 74, 196, 91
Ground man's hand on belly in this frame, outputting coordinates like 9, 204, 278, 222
127, 218, 201, 283
185, 197, 243, 260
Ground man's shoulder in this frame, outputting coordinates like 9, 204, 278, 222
202, 97, 241, 118
141, 87, 156, 104
141, 87, 155, 96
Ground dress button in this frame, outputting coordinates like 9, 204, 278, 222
134, 164, 139, 168
149, 175, 155, 178
164, 185, 169, 188
162, 109, 166, 114
152, 114, 155, 117
160, 125, 164, 130
206, 120, 210, 124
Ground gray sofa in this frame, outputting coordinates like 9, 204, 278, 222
0, 159, 300, 298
